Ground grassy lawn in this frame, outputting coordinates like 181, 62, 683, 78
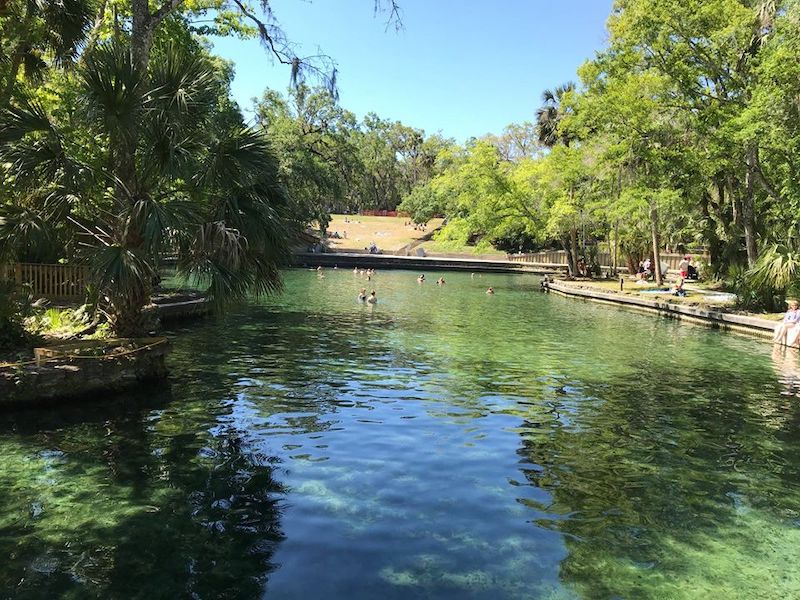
322, 215, 444, 254
416, 240, 507, 258
319, 215, 508, 257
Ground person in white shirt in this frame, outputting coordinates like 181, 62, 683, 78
774, 299, 800, 346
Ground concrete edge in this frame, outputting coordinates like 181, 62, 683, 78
292, 252, 565, 274
151, 297, 212, 321
547, 281, 777, 340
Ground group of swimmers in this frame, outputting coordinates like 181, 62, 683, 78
357, 288, 378, 304
315, 266, 497, 302
415, 274, 445, 285
353, 267, 376, 281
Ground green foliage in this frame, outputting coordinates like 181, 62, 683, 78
255, 86, 451, 223
413, 0, 800, 293
26, 307, 86, 338
398, 184, 444, 224
727, 264, 782, 312
0, 38, 291, 335
747, 244, 800, 299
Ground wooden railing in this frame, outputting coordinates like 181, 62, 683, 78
9, 263, 89, 300
507, 250, 573, 265
506, 250, 710, 271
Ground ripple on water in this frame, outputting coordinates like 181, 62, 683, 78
2, 270, 800, 599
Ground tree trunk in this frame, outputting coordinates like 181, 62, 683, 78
131, 0, 154, 70
0, 49, 24, 107
570, 226, 580, 276
111, 288, 151, 337
743, 146, 759, 267
650, 202, 663, 286
560, 236, 577, 277
0, 3, 33, 108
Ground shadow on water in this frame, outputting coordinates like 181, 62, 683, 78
5, 270, 800, 599
0, 303, 399, 599
0, 376, 287, 599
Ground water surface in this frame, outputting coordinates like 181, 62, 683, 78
2, 270, 800, 599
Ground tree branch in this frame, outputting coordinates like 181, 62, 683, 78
152, 0, 184, 26
753, 150, 783, 204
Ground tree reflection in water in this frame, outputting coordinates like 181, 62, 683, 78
513, 365, 800, 599
0, 389, 286, 598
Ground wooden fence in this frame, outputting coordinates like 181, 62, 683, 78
8, 263, 89, 300
507, 250, 709, 271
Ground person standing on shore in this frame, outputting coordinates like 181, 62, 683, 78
679, 256, 691, 278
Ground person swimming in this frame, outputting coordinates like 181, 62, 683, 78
486, 287, 494, 295
357, 288, 367, 302
367, 290, 377, 304
436, 277, 445, 285
417, 274, 425, 283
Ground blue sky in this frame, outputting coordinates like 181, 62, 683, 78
209, 1, 614, 142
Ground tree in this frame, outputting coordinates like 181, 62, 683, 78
0, 0, 93, 106
0, 40, 290, 336
535, 82, 576, 148
256, 85, 360, 226
594, 0, 787, 268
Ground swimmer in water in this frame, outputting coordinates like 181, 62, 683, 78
417, 274, 425, 283
486, 287, 494, 295
437, 277, 445, 285
366, 290, 377, 304
353, 267, 359, 274
357, 288, 367, 302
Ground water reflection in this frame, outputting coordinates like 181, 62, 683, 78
772, 344, 800, 396
2, 270, 800, 599
0, 388, 285, 598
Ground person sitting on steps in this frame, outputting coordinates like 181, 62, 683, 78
774, 299, 800, 347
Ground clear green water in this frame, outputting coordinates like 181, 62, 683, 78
3, 270, 800, 599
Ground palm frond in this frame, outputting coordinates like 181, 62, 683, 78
129, 194, 200, 257
0, 202, 57, 263
748, 244, 800, 291
39, 0, 93, 65
88, 244, 153, 301
80, 42, 145, 140
0, 93, 53, 145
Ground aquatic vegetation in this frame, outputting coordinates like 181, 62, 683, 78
2, 271, 799, 599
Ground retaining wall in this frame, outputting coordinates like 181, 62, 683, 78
0, 338, 171, 407
547, 281, 776, 339
293, 252, 565, 274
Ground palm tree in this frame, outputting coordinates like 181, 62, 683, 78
0, 40, 292, 336
535, 81, 576, 148
0, 0, 93, 106
536, 81, 581, 276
